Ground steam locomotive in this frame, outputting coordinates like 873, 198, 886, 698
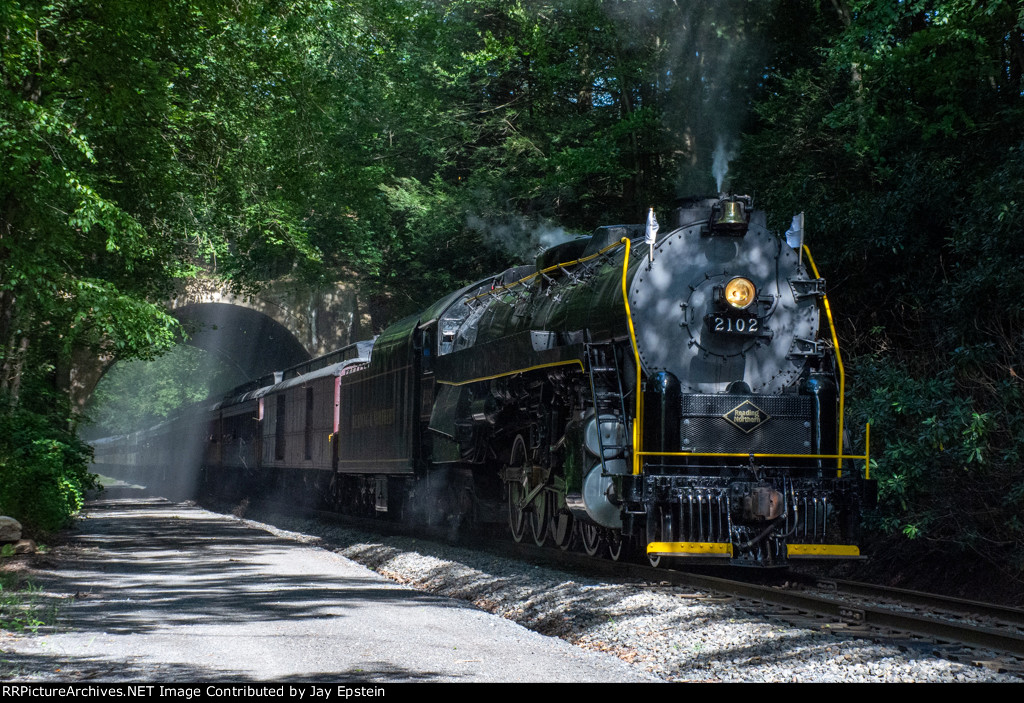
94, 195, 876, 567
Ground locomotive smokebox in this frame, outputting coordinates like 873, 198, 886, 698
629, 194, 817, 395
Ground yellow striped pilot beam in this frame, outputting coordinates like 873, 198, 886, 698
787, 544, 861, 557
647, 542, 734, 557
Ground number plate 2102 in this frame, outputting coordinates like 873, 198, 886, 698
708, 314, 761, 336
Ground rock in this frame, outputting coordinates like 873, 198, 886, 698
0, 516, 22, 542
12, 539, 35, 554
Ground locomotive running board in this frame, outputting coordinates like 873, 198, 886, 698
647, 542, 734, 557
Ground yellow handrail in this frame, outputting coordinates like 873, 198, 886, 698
865, 422, 870, 479
509, 238, 871, 482
637, 450, 866, 461
620, 238, 643, 475
621, 239, 868, 481
635, 419, 871, 479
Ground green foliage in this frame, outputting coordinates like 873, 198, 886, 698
737, 0, 1024, 569
3, 0, 1019, 569
268, 0, 782, 320
0, 400, 97, 533
0, 0, 323, 531
0, 574, 54, 634
83, 346, 246, 437
848, 356, 1024, 566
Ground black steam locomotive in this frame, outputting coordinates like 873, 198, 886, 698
94, 195, 876, 567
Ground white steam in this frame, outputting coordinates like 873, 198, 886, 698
602, 3, 763, 195
467, 214, 580, 258
712, 137, 736, 193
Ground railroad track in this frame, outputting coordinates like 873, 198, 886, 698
785, 574, 1024, 656
493, 539, 1024, 666
664, 571, 1024, 662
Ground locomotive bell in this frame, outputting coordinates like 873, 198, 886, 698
716, 200, 745, 225
711, 198, 749, 235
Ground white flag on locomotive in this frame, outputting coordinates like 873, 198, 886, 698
785, 212, 804, 250
785, 212, 805, 265
645, 208, 659, 261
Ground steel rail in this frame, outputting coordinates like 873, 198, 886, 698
803, 575, 1024, 628
653, 570, 1024, 657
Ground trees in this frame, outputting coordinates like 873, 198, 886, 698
0, 0, 821, 529
735, 0, 1024, 570
0, 0, 320, 530
340, 0, 777, 318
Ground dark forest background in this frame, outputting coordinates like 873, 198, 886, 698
2, 0, 1023, 583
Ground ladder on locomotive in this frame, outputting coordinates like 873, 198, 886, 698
585, 343, 629, 475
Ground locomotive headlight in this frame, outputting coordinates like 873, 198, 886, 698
724, 277, 756, 309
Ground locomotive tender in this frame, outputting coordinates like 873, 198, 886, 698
95, 195, 876, 567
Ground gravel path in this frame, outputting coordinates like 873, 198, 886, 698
0, 492, 654, 683
248, 510, 1024, 683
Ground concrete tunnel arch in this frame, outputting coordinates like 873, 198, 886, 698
171, 302, 312, 382
73, 302, 313, 414
71, 275, 371, 411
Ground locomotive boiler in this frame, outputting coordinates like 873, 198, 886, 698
94, 194, 876, 567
